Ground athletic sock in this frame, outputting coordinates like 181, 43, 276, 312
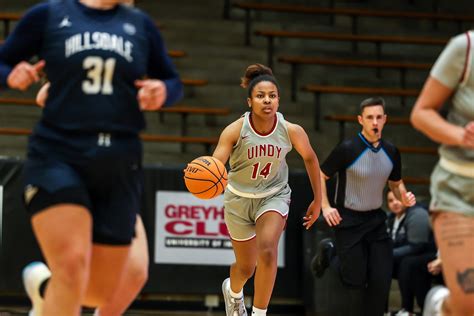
252, 306, 267, 315
229, 285, 243, 299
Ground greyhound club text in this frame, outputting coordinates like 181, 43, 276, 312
164, 204, 229, 237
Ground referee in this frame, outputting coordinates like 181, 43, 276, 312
312, 97, 416, 316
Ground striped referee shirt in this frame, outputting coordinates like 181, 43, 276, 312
321, 133, 401, 211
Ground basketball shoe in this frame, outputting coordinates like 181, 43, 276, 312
311, 238, 335, 278
23, 261, 51, 316
423, 285, 449, 316
222, 278, 247, 316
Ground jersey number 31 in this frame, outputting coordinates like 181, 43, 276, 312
82, 56, 116, 95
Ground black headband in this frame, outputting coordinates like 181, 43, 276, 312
247, 74, 280, 97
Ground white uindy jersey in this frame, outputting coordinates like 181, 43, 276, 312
227, 112, 292, 198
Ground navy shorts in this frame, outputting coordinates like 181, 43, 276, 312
23, 131, 143, 245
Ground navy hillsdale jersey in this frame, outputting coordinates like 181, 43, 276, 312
38, 0, 149, 137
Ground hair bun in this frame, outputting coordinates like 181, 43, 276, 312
240, 64, 273, 88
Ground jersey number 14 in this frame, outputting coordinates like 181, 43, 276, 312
82, 56, 116, 95
251, 162, 272, 180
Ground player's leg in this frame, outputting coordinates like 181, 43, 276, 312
222, 192, 258, 316
430, 212, 474, 316
82, 244, 131, 308
30, 203, 93, 316
251, 186, 290, 314
23, 156, 95, 316
253, 211, 286, 310
230, 240, 258, 290
221, 238, 256, 316
425, 168, 474, 316
94, 215, 148, 316
81, 154, 142, 311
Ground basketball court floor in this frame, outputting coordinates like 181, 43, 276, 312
0, 303, 304, 316
0, 309, 227, 316
0, 287, 305, 315
0, 308, 301, 316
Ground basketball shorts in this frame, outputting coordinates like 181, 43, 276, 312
223, 184, 291, 241
430, 163, 474, 216
23, 134, 143, 245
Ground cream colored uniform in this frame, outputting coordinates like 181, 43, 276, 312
224, 112, 293, 241
429, 32, 474, 216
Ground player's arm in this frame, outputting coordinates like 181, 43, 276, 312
287, 122, 321, 230
139, 14, 183, 110
0, 3, 47, 90
411, 76, 474, 149
212, 119, 242, 166
411, 34, 474, 149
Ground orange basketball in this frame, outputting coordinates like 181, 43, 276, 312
183, 156, 228, 199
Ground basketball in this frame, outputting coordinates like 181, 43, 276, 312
184, 156, 228, 199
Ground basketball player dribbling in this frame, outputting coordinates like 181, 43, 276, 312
0, 0, 183, 315
212, 63, 322, 316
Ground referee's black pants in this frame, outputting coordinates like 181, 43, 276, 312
333, 208, 393, 316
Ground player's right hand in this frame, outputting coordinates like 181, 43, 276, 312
7, 60, 45, 91
322, 207, 342, 227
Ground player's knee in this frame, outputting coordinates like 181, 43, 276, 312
88, 289, 116, 308
235, 263, 255, 279
258, 245, 278, 267
126, 259, 149, 290
52, 250, 89, 291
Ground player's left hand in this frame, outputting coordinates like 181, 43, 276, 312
135, 79, 167, 111
402, 191, 416, 207
303, 200, 321, 230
